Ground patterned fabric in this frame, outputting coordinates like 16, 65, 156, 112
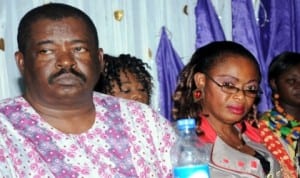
259, 109, 299, 177
0, 92, 176, 178
261, 109, 300, 148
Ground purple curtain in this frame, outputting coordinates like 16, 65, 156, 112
296, 1, 300, 52
155, 26, 184, 120
195, 0, 225, 48
258, 0, 300, 108
231, 0, 270, 112
260, 0, 300, 67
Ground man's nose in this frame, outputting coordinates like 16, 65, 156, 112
55, 51, 76, 69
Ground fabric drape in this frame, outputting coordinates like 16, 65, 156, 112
231, 0, 270, 112
260, 0, 300, 66
155, 27, 184, 121
195, 0, 225, 49
258, 0, 300, 109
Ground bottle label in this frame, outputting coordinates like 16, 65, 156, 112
173, 164, 210, 178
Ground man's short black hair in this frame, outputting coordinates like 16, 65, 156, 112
17, 3, 99, 53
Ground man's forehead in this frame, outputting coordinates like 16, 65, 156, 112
30, 17, 88, 35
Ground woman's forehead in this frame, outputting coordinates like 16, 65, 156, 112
209, 56, 259, 78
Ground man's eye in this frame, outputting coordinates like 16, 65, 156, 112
73, 47, 87, 53
39, 49, 53, 54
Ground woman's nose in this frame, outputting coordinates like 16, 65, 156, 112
131, 93, 142, 101
233, 89, 247, 101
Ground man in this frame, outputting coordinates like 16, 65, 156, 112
0, 3, 175, 177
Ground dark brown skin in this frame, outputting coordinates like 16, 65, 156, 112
15, 17, 103, 134
270, 63, 300, 119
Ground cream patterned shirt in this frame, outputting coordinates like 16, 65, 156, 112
0, 93, 176, 178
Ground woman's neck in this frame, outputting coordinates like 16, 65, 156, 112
275, 101, 299, 120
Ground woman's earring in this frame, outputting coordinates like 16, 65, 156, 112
249, 105, 258, 127
193, 88, 203, 102
273, 93, 284, 113
243, 105, 258, 128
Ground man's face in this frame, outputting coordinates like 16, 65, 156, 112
16, 17, 103, 104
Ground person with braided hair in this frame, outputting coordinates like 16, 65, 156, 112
172, 41, 282, 177
258, 52, 300, 177
95, 54, 153, 105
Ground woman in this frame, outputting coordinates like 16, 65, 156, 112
94, 54, 153, 105
258, 52, 300, 177
172, 41, 282, 177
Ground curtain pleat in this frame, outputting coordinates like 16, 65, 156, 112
232, 0, 270, 112
195, 0, 225, 48
155, 27, 184, 120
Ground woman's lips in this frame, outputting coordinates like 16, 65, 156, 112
227, 106, 245, 115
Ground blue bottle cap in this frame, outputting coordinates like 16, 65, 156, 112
177, 118, 196, 130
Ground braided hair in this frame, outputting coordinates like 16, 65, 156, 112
95, 54, 153, 103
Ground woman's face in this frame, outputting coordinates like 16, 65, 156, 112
199, 55, 260, 125
274, 63, 300, 108
110, 70, 149, 104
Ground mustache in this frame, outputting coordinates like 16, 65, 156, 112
48, 68, 87, 84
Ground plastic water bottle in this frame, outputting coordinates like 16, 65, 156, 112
171, 118, 210, 178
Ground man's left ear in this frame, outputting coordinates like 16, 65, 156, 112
194, 72, 206, 88
15, 51, 25, 75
